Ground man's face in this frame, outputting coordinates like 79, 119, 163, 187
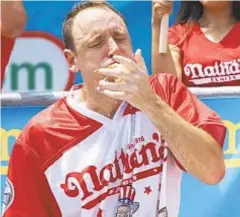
69, 7, 134, 88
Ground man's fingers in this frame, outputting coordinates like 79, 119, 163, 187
99, 80, 125, 91
112, 55, 138, 72
96, 67, 133, 81
135, 49, 148, 74
101, 89, 125, 99
96, 67, 124, 77
99, 79, 137, 92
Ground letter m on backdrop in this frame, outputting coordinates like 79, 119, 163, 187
10, 62, 53, 90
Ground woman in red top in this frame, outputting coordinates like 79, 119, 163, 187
152, 1, 240, 87
1, 0, 27, 89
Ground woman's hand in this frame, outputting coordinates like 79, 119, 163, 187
152, 0, 173, 24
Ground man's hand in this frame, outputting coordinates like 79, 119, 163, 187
96, 49, 157, 111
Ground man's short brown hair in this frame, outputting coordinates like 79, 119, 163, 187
62, 1, 127, 51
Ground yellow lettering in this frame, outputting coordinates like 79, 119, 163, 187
223, 121, 240, 155
1, 128, 21, 161
0, 166, 8, 175
224, 159, 240, 168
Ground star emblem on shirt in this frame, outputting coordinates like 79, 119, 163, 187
144, 186, 152, 195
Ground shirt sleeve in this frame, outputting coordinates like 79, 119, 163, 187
1, 36, 15, 88
168, 24, 186, 49
169, 75, 226, 146
2, 140, 58, 217
150, 74, 226, 169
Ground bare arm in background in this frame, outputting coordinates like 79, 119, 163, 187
1, 0, 27, 38
152, 0, 183, 79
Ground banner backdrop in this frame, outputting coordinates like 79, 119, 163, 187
2, 1, 180, 93
1, 96, 240, 217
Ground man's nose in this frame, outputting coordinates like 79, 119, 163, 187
108, 38, 120, 56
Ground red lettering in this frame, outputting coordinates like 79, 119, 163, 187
127, 143, 135, 150
61, 133, 165, 203
139, 142, 161, 164
119, 149, 133, 174
130, 150, 145, 168
113, 153, 123, 180
99, 164, 113, 186
60, 166, 104, 200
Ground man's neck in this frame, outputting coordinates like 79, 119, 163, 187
74, 85, 122, 119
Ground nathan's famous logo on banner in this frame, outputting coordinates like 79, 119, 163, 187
2, 31, 74, 92
0, 120, 239, 175
223, 121, 240, 168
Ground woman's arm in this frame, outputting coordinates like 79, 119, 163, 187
152, 1, 183, 79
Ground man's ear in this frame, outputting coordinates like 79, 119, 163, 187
64, 49, 79, 73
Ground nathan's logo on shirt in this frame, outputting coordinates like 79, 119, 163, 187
3, 31, 74, 92
2, 178, 15, 215
115, 185, 139, 217
184, 59, 240, 85
60, 133, 165, 209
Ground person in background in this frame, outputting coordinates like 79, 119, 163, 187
152, 0, 240, 87
3, 1, 225, 217
1, 0, 27, 89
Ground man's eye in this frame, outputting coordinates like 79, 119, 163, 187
89, 41, 102, 48
115, 37, 126, 42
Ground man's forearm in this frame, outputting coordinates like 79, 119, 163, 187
142, 95, 225, 184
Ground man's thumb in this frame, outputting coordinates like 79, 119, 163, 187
135, 49, 147, 73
